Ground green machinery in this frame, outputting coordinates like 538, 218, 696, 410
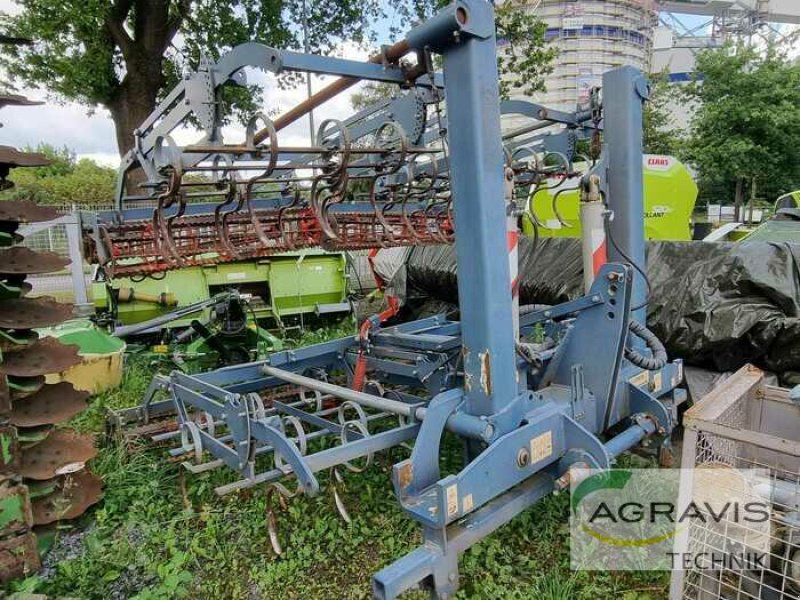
93, 249, 349, 329
92, 249, 350, 371
522, 154, 698, 241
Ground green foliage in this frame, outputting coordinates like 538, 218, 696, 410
494, 0, 556, 99
349, 82, 397, 113
0, 144, 116, 206
682, 43, 800, 204
643, 71, 682, 157
351, 1, 555, 112
0, 1, 388, 153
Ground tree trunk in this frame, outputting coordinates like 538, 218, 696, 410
107, 71, 164, 196
103, 0, 178, 197
734, 177, 744, 222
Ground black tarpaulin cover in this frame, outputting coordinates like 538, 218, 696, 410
405, 238, 800, 379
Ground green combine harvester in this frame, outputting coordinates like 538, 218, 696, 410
522, 154, 698, 241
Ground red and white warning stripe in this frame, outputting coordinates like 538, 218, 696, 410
508, 228, 519, 299
580, 200, 607, 292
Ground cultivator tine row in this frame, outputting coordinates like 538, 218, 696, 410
86, 112, 460, 277
0, 103, 104, 578
87, 113, 595, 279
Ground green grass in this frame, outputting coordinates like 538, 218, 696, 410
7, 319, 669, 599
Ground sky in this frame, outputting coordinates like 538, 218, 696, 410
0, 0, 375, 167
0, 2, 787, 168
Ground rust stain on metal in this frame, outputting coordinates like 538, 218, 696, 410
0, 297, 74, 329
32, 470, 103, 525
479, 349, 492, 396
0, 200, 60, 223
19, 429, 97, 480
397, 461, 413, 490
1, 337, 81, 378
10, 382, 89, 427
0, 246, 69, 275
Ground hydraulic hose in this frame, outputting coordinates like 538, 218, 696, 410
625, 320, 667, 371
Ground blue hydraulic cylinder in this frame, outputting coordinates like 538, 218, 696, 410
602, 67, 649, 323
426, 1, 517, 417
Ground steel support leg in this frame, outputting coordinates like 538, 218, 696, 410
420, 0, 517, 418
603, 67, 648, 323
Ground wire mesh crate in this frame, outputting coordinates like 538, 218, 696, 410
670, 364, 800, 600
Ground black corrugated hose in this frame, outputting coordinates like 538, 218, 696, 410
625, 320, 668, 371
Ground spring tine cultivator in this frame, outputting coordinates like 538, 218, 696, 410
0, 96, 103, 581
99, 2, 689, 598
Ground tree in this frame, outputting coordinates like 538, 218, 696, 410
0, 144, 116, 205
0, 1, 386, 158
682, 43, 800, 215
352, 0, 555, 111
643, 70, 682, 156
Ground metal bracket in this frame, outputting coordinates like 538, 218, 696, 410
628, 383, 671, 433
392, 388, 462, 500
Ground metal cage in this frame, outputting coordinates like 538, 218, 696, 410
671, 365, 800, 600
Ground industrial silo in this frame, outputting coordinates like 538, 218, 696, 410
516, 0, 658, 112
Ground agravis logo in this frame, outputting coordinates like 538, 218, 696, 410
570, 468, 772, 571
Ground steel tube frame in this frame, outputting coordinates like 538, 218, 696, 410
413, 0, 517, 417
260, 365, 422, 418
603, 66, 648, 322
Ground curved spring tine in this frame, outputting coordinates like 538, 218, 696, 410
405, 151, 441, 243
340, 420, 373, 473
525, 152, 576, 231
396, 162, 422, 244
164, 173, 188, 262
243, 113, 280, 247
270, 415, 307, 499
312, 119, 352, 241
151, 136, 185, 266
541, 151, 571, 182
429, 199, 453, 244
525, 182, 550, 230
417, 157, 447, 244
313, 182, 339, 241
98, 224, 123, 278
211, 155, 243, 257
265, 486, 284, 557
551, 185, 582, 228
153, 169, 186, 267
331, 467, 352, 525
220, 184, 246, 258
410, 151, 439, 198
277, 188, 303, 251
367, 177, 393, 248
369, 121, 409, 247
153, 134, 184, 178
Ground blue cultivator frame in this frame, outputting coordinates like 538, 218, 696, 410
117, 1, 687, 598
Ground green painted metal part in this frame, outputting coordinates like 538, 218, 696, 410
0, 425, 19, 473
174, 322, 283, 373
522, 155, 698, 242
40, 320, 125, 355
94, 250, 348, 328
0, 485, 32, 532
